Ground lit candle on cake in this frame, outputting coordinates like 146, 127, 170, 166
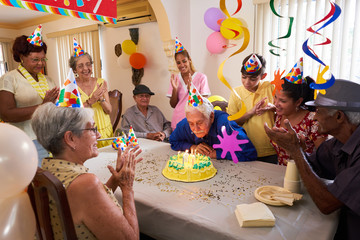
183, 150, 189, 165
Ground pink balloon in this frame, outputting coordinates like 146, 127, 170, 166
206, 32, 228, 54
204, 7, 226, 32
0, 192, 36, 239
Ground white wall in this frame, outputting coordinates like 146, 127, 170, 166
0, 0, 256, 122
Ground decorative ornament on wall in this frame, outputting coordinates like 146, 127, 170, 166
114, 28, 147, 86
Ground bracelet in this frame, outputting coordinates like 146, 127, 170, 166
99, 98, 106, 103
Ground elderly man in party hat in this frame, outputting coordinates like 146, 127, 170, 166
169, 84, 257, 162
265, 79, 360, 239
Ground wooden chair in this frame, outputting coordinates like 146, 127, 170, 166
108, 89, 123, 134
28, 167, 77, 240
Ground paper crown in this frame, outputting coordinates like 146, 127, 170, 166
188, 84, 204, 107
56, 69, 83, 108
73, 38, 85, 57
285, 58, 305, 84
244, 54, 262, 73
175, 37, 185, 53
27, 25, 43, 46
112, 126, 139, 150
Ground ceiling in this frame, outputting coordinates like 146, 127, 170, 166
0, 0, 149, 29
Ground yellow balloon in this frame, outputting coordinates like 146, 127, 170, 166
220, 17, 244, 40
122, 40, 137, 55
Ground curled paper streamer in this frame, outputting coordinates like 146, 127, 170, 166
227, 100, 246, 121
314, 65, 328, 99
217, 0, 250, 120
213, 126, 249, 163
302, 1, 341, 90
268, 0, 294, 56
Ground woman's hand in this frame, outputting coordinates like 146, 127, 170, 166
43, 86, 60, 103
107, 145, 143, 191
170, 73, 178, 90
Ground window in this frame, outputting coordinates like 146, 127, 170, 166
253, 0, 360, 84
46, 25, 101, 85
0, 41, 15, 76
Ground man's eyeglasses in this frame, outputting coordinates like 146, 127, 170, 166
81, 126, 98, 135
31, 58, 48, 64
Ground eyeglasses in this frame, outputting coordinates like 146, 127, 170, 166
136, 94, 151, 99
30, 58, 47, 64
80, 126, 98, 135
77, 62, 92, 69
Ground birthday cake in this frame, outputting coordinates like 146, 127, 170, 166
162, 152, 217, 182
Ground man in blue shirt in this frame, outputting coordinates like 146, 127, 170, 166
169, 85, 257, 161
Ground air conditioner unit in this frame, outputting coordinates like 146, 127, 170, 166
105, 0, 156, 27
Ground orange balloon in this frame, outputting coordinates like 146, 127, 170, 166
129, 53, 146, 69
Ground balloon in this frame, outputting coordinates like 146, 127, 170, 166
122, 40, 137, 55
206, 32, 228, 54
204, 7, 226, 32
220, 17, 244, 40
0, 124, 37, 198
0, 192, 36, 240
129, 53, 146, 69
117, 54, 131, 69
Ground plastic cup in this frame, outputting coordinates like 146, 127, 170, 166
284, 160, 300, 181
284, 178, 302, 193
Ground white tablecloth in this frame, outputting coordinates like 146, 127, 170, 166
85, 138, 338, 240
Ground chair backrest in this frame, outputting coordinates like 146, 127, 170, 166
28, 167, 77, 240
108, 89, 123, 133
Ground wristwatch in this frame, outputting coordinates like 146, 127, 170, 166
99, 98, 106, 103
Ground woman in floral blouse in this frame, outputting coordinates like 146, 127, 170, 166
271, 76, 327, 165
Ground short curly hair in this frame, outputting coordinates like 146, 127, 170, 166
12, 35, 47, 62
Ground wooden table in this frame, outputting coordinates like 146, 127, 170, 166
85, 138, 338, 240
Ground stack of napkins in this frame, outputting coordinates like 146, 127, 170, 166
235, 202, 275, 227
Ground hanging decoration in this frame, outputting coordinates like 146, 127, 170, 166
213, 126, 249, 163
270, 69, 285, 96
215, 0, 250, 121
302, 1, 341, 92
268, 0, 294, 56
0, 0, 116, 24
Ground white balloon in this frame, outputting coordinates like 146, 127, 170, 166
0, 124, 37, 198
0, 192, 36, 240
116, 54, 131, 69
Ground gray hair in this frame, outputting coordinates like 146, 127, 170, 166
185, 97, 214, 119
69, 52, 93, 71
327, 108, 360, 126
31, 103, 94, 155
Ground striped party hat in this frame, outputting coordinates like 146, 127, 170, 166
244, 54, 262, 73
175, 37, 185, 53
285, 58, 305, 84
27, 25, 43, 46
56, 69, 83, 108
73, 38, 85, 57
188, 84, 204, 107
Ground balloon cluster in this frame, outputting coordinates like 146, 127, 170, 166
0, 124, 38, 239
204, 3, 247, 55
122, 40, 146, 69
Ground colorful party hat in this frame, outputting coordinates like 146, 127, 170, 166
73, 38, 85, 57
112, 137, 127, 151
188, 84, 204, 107
27, 25, 43, 46
56, 69, 83, 108
175, 37, 185, 53
284, 58, 305, 84
127, 126, 139, 147
244, 54, 262, 73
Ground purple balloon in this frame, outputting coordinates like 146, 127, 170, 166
204, 7, 226, 32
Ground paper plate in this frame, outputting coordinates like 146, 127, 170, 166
254, 185, 292, 206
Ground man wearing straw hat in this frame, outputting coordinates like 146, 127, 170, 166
264, 79, 360, 239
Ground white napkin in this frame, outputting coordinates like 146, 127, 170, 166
235, 202, 275, 227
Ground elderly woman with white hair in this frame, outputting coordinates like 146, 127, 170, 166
31, 102, 142, 240
169, 97, 257, 161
